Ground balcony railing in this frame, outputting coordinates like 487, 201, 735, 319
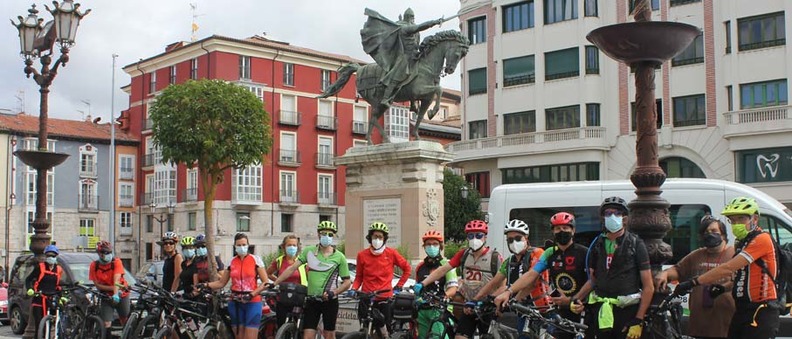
352, 120, 367, 135
183, 188, 198, 202
80, 166, 97, 178
318, 192, 337, 206
280, 190, 300, 205
78, 194, 99, 212
279, 110, 302, 126
119, 168, 134, 180
723, 105, 792, 138
316, 115, 338, 130
278, 149, 301, 167
119, 194, 134, 207
315, 153, 335, 168
143, 154, 156, 167
144, 119, 154, 131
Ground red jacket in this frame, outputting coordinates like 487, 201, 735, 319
352, 247, 411, 299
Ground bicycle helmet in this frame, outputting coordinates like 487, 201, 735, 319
722, 197, 759, 216
96, 240, 112, 253
464, 220, 488, 234
195, 233, 207, 245
181, 236, 196, 247
550, 212, 576, 228
600, 196, 629, 216
162, 231, 179, 242
317, 220, 338, 232
504, 219, 530, 236
44, 244, 59, 255
368, 222, 390, 234
422, 230, 444, 243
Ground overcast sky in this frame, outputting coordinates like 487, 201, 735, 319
1, 0, 462, 122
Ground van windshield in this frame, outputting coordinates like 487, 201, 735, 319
69, 263, 137, 286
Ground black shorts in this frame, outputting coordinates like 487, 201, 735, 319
357, 298, 392, 332
728, 303, 779, 339
456, 310, 493, 338
303, 298, 340, 331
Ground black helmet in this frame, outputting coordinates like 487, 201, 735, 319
600, 196, 628, 216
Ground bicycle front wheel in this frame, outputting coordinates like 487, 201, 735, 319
121, 312, 140, 339
154, 325, 175, 339
339, 331, 369, 339
78, 315, 106, 339
37, 315, 54, 339
274, 322, 297, 339
134, 313, 160, 338
259, 315, 278, 339
197, 325, 218, 339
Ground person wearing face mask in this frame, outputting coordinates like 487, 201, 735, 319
266, 235, 307, 327
177, 236, 198, 297
654, 216, 735, 339
347, 222, 411, 338
274, 221, 351, 339
494, 212, 589, 339
192, 233, 224, 288
415, 230, 459, 338
675, 197, 780, 339
414, 220, 502, 339
89, 240, 131, 331
569, 196, 654, 339
26, 244, 63, 339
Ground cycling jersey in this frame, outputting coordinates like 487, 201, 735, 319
352, 247, 411, 299
500, 248, 551, 309
27, 262, 62, 294
228, 254, 265, 302
415, 257, 458, 297
298, 245, 350, 297
734, 230, 777, 304
587, 231, 650, 298
449, 247, 502, 300
89, 258, 129, 297
532, 243, 589, 297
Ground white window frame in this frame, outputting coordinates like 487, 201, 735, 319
119, 154, 135, 180
79, 144, 98, 177
234, 165, 262, 202
318, 136, 334, 166
150, 71, 157, 93
353, 139, 368, 148
119, 182, 134, 207
240, 55, 251, 79
318, 100, 334, 117
154, 168, 176, 205
284, 63, 294, 86
120, 212, 133, 235
190, 58, 199, 79
241, 84, 264, 101
79, 179, 98, 210
321, 69, 331, 91
169, 65, 177, 84
26, 211, 52, 248
280, 132, 297, 162
280, 94, 299, 124
386, 106, 410, 143
279, 171, 297, 202
79, 218, 96, 237
25, 172, 54, 206
318, 174, 333, 204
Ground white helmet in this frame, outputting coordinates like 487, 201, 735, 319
504, 219, 530, 236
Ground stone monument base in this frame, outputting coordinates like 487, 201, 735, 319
336, 141, 452, 260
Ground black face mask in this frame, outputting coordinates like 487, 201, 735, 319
702, 233, 723, 248
554, 231, 573, 245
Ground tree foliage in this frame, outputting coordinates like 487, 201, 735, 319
150, 79, 272, 278
443, 169, 483, 242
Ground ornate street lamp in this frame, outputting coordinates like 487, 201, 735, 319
460, 185, 469, 199
151, 201, 176, 240
11, 2, 90, 337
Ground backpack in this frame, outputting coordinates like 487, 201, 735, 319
744, 231, 792, 315
459, 247, 501, 278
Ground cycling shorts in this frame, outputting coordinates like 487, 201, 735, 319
228, 301, 262, 328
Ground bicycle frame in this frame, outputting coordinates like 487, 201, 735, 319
349, 289, 392, 338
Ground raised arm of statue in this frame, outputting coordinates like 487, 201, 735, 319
403, 18, 443, 35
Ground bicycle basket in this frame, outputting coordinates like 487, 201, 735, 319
278, 283, 307, 308
392, 293, 415, 320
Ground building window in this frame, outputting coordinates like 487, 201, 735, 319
79, 219, 95, 237
280, 132, 297, 162
545, 47, 579, 80
169, 65, 176, 84
503, 55, 535, 86
585, 46, 599, 74
120, 212, 132, 234
353, 139, 368, 148
737, 147, 792, 183
673, 94, 706, 127
284, 63, 294, 86
186, 168, 198, 201
385, 106, 410, 143
740, 79, 788, 109
146, 215, 153, 233
80, 145, 97, 177
631, 99, 663, 131
154, 168, 177, 205
545, 0, 578, 24
465, 172, 491, 198
240, 84, 264, 102
586, 103, 601, 126
468, 17, 486, 44
468, 68, 487, 95
25, 172, 54, 206
584, 0, 597, 16
503, 1, 534, 33
236, 212, 250, 232
726, 85, 733, 111
234, 165, 262, 202
469, 120, 488, 139
725, 21, 732, 54
672, 33, 704, 66
79, 180, 97, 211
545, 105, 581, 130
119, 155, 134, 180
670, 0, 701, 6
239, 56, 251, 79
190, 58, 198, 79
281, 213, 293, 233
660, 157, 706, 178
321, 70, 331, 91
149, 72, 156, 93
318, 137, 333, 166
188, 212, 197, 231
318, 174, 333, 204
280, 171, 297, 202
146, 243, 153, 260
738, 12, 785, 51
502, 162, 600, 184
119, 182, 134, 207
504, 111, 536, 135
629, 0, 659, 13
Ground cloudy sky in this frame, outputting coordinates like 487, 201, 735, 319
1, 0, 462, 122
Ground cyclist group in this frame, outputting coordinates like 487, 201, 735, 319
25, 195, 781, 339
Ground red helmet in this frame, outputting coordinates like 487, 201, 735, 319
422, 230, 444, 242
464, 220, 488, 234
96, 240, 113, 253
550, 212, 576, 227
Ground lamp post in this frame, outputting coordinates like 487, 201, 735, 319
150, 201, 176, 240
11, 2, 89, 338
460, 185, 469, 199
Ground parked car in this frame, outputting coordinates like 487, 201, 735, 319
135, 260, 164, 287
345, 258, 416, 288
6, 252, 137, 334
0, 282, 8, 325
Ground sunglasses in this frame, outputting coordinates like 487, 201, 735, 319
602, 210, 624, 217
506, 235, 524, 244
99, 251, 112, 255
163, 242, 175, 246
319, 232, 335, 237
466, 233, 486, 240
46, 254, 57, 258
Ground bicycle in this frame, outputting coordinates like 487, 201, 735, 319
66, 283, 112, 339
34, 285, 82, 339
258, 289, 279, 339
152, 290, 211, 339
130, 282, 173, 338
193, 289, 238, 339
642, 292, 694, 339
339, 289, 393, 339
120, 280, 162, 339
508, 301, 587, 339
410, 292, 467, 339
274, 283, 325, 339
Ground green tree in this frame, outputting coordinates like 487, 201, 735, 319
443, 169, 483, 242
150, 79, 272, 278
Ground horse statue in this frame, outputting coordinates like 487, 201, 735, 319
319, 30, 469, 144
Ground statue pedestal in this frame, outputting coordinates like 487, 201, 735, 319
337, 141, 452, 260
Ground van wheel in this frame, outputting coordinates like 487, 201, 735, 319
10, 306, 26, 334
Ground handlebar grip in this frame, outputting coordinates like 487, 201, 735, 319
510, 303, 534, 315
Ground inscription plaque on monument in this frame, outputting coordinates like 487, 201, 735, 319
363, 198, 402, 246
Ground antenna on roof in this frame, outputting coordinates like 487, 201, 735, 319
81, 99, 91, 121
190, 3, 203, 42
15, 90, 25, 113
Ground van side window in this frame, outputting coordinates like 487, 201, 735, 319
509, 206, 600, 247
762, 215, 792, 246
666, 204, 711, 264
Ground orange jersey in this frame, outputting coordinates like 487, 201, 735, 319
734, 231, 777, 303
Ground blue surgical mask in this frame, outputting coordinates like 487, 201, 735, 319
320, 235, 334, 247
183, 249, 196, 259
285, 245, 298, 257
101, 253, 114, 263
604, 214, 624, 233
46, 257, 58, 265
235, 245, 249, 256
424, 245, 440, 257
196, 247, 208, 257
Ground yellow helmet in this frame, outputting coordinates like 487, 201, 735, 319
721, 197, 759, 216
180, 236, 196, 246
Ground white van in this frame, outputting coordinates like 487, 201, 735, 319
486, 178, 792, 264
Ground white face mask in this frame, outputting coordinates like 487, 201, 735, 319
509, 240, 527, 254
371, 239, 384, 250
469, 238, 485, 251
604, 215, 624, 233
